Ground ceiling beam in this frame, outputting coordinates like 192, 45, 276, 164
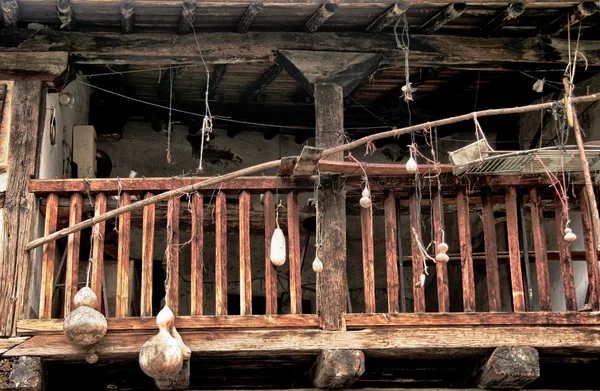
480, 2, 526, 37
0, 52, 69, 83
4, 29, 600, 71
366, 3, 409, 34
1, 0, 19, 27
239, 62, 283, 102
417, 3, 467, 34
56, 0, 74, 29
304, 2, 339, 33
120, 0, 134, 34
236, 3, 264, 33
178, 1, 196, 34
540, 2, 599, 37
208, 64, 227, 101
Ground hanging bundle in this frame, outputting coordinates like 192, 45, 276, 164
139, 305, 190, 379
63, 287, 108, 347
270, 201, 286, 266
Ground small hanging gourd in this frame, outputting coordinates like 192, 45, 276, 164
406, 145, 418, 175
312, 256, 323, 273
270, 201, 286, 266
139, 306, 184, 379
435, 241, 450, 263
63, 287, 108, 347
359, 187, 372, 209
564, 227, 577, 242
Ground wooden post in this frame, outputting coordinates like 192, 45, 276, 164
408, 188, 425, 313
263, 191, 277, 315
456, 188, 476, 312
481, 188, 502, 312
554, 193, 577, 311
288, 191, 302, 314
432, 190, 449, 312
191, 193, 203, 316
239, 191, 252, 315
215, 192, 228, 315
315, 83, 347, 330
91, 193, 107, 312
360, 202, 376, 313
579, 188, 600, 310
116, 192, 131, 317
384, 192, 400, 313
64, 193, 82, 316
141, 192, 155, 317
166, 196, 180, 314
39, 194, 58, 319
505, 186, 526, 312
529, 188, 551, 311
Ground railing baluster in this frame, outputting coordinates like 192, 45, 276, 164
529, 188, 552, 311
579, 188, 600, 310
264, 191, 277, 315
456, 187, 476, 312
481, 188, 502, 312
361, 194, 376, 314
141, 192, 155, 317
215, 191, 228, 315
191, 193, 203, 316
288, 191, 302, 314
39, 193, 59, 319
505, 186, 526, 312
384, 191, 399, 314
91, 193, 107, 313
554, 193, 577, 311
432, 191, 449, 313
409, 188, 425, 313
116, 192, 131, 317
64, 193, 82, 316
166, 196, 180, 314
240, 191, 252, 315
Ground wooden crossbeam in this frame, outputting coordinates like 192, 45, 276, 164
236, 3, 264, 33
0, 52, 69, 83
1, 0, 19, 26
208, 64, 227, 100
541, 2, 599, 37
304, 2, 339, 33
480, 2, 526, 37
178, 1, 196, 34
366, 3, 409, 34
417, 3, 466, 34
239, 62, 283, 102
120, 0, 134, 34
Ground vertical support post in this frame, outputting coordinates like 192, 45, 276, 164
481, 188, 502, 312
64, 193, 82, 316
315, 83, 347, 330
91, 193, 107, 312
39, 194, 59, 319
215, 191, 228, 315
431, 190, 449, 313
191, 193, 203, 316
239, 191, 252, 315
554, 193, 577, 311
288, 191, 302, 314
579, 188, 600, 310
116, 192, 131, 317
384, 191, 399, 313
456, 188, 476, 312
529, 188, 551, 311
264, 191, 277, 315
141, 192, 155, 317
166, 196, 180, 314
360, 200, 376, 313
408, 188, 425, 313
505, 186, 526, 312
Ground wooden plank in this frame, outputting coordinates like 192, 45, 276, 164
366, 3, 410, 34
239, 191, 252, 315
481, 188, 502, 312
288, 191, 302, 314
215, 192, 228, 316
384, 192, 399, 314
0, 337, 29, 355
293, 146, 323, 176
579, 188, 600, 311
191, 193, 203, 316
432, 190, 449, 313
116, 192, 131, 317
0, 80, 42, 336
0, 52, 68, 83
64, 193, 82, 316
263, 191, 277, 315
480, 2, 526, 37
408, 188, 425, 313
505, 186, 526, 312
360, 199, 376, 313
554, 193, 577, 311
236, 3, 264, 34
529, 188, 551, 312
417, 3, 467, 34
456, 188, 475, 312
166, 196, 180, 314
39, 194, 59, 320
91, 193, 107, 313
541, 2, 599, 36
304, 2, 339, 33
141, 192, 155, 317
319, 161, 455, 175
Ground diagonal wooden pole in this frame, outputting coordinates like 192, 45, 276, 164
25, 92, 600, 251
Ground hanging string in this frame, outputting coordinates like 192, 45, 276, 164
394, 13, 415, 103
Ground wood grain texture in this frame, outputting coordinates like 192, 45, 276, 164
91, 193, 107, 312
360, 200, 376, 313
408, 188, 425, 313
310, 349, 365, 389
481, 188, 502, 312
456, 188, 475, 312
64, 193, 82, 316
431, 190, 449, 313
384, 192, 399, 314
287, 191, 302, 314
166, 195, 180, 314
263, 191, 277, 315
39, 194, 59, 319
553, 193, 577, 311
529, 188, 551, 311
236, 2, 264, 33
579, 188, 600, 311
473, 347, 539, 389
304, 2, 338, 33
505, 186, 525, 312
191, 193, 203, 316
240, 191, 252, 315
116, 192, 131, 317
215, 192, 228, 315
141, 192, 155, 317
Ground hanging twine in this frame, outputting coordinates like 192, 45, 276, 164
394, 13, 416, 102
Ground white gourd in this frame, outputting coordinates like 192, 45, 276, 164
406, 156, 418, 174
564, 227, 577, 242
270, 227, 286, 266
359, 187, 372, 208
437, 242, 449, 253
139, 306, 184, 379
312, 256, 323, 273
63, 287, 108, 347
435, 253, 449, 263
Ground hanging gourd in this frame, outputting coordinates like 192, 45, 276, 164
270, 200, 286, 266
139, 306, 185, 379
406, 146, 418, 174
564, 227, 577, 242
359, 187, 372, 208
435, 241, 450, 263
63, 287, 108, 347
312, 256, 323, 273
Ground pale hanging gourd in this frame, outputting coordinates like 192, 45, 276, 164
312, 256, 323, 273
270, 227, 286, 266
564, 227, 577, 242
359, 187, 372, 208
63, 287, 108, 347
406, 147, 418, 175
435, 241, 450, 263
139, 306, 185, 379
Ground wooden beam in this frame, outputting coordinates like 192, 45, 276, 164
529, 188, 551, 312
384, 192, 400, 314
304, 2, 339, 33
191, 193, 203, 316
5, 29, 600, 71
481, 188, 502, 312
456, 188, 475, 312
178, 1, 196, 34
236, 3, 264, 34
91, 193, 107, 312
310, 350, 365, 389
541, 2, 599, 37
287, 191, 302, 314
64, 194, 82, 316
366, 3, 409, 34
472, 347, 540, 389
141, 193, 155, 317
432, 191, 449, 313
0, 52, 68, 83
360, 201, 376, 313
554, 193, 577, 311
116, 192, 131, 317
480, 2, 526, 37
240, 62, 283, 103
208, 64, 227, 100
39, 194, 58, 320
56, 0, 73, 29
293, 146, 323, 177
215, 191, 227, 315
120, 0, 135, 34
417, 3, 467, 34
579, 188, 600, 310
505, 187, 525, 312
263, 191, 277, 315
409, 187, 425, 313
239, 191, 252, 315
1, 0, 19, 27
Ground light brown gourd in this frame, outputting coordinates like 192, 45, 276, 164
63, 287, 108, 347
